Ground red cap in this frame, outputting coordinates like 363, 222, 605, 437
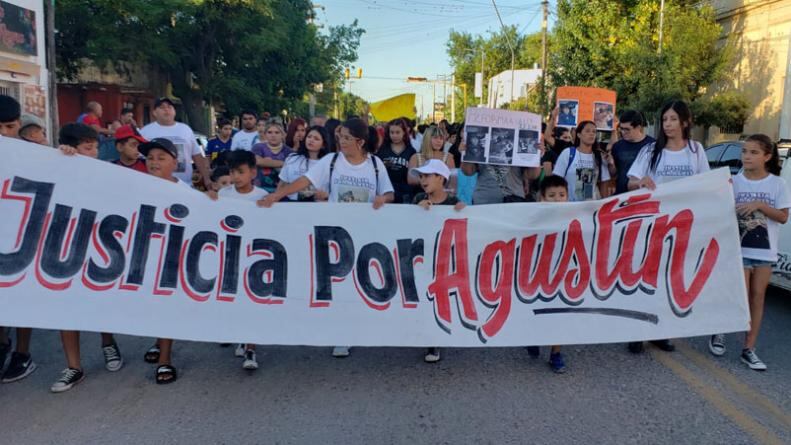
114, 125, 147, 143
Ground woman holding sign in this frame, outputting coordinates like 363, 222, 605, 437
258, 118, 394, 358
625, 100, 709, 354
551, 120, 612, 202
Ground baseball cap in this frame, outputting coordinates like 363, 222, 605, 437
114, 124, 147, 143
153, 97, 176, 108
409, 159, 450, 180
139, 138, 178, 159
19, 113, 45, 131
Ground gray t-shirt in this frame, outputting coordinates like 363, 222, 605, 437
473, 165, 525, 204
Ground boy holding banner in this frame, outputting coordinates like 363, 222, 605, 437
51, 124, 125, 392
409, 159, 466, 363
0, 95, 37, 385
208, 150, 269, 371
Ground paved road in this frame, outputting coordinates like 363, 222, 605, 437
1, 290, 790, 445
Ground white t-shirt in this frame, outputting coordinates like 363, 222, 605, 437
218, 185, 269, 202
628, 141, 709, 186
304, 152, 394, 203
231, 130, 259, 151
140, 122, 201, 184
733, 172, 791, 262
552, 147, 611, 202
279, 154, 320, 201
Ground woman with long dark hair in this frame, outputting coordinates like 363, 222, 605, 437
285, 118, 308, 149
626, 100, 709, 354
278, 125, 329, 201
377, 118, 417, 203
627, 100, 709, 191
324, 118, 342, 153
552, 120, 612, 202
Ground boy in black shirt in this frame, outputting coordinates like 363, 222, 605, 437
409, 159, 465, 362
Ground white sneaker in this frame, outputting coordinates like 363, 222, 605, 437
424, 347, 441, 363
332, 346, 350, 358
242, 350, 258, 370
234, 343, 245, 357
708, 334, 726, 357
740, 349, 767, 371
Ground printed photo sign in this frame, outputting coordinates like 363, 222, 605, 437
556, 87, 617, 130
0, 139, 750, 347
462, 107, 542, 167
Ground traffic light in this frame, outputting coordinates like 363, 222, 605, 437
344, 68, 350, 79
357, 68, 362, 79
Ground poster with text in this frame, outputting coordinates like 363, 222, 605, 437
462, 107, 541, 167
556, 87, 617, 130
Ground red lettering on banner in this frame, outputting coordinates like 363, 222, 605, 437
427, 219, 478, 332
475, 239, 515, 340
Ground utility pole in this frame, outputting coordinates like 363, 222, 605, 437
432, 76, 437, 123
541, 0, 549, 116
45, 0, 58, 143
451, 75, 456, 122
492, 0, 516, 106
658, 0, 666, 54
480, 51, 485, 106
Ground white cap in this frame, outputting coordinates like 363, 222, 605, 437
409, 159, 450, 180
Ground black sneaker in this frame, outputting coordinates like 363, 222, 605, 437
102, 342, 123, 372
0, 340, 10, 373
651, 339, 675, 352
50, 368, 85, 393
627, 342, 644, 354
1, 352, 37, 383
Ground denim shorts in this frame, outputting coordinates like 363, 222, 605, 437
743, 258, 775, 269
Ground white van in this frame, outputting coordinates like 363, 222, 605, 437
771, 148, 791, 290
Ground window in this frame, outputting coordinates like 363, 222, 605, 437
719, 143, 743, 175
705, 143, 727, 167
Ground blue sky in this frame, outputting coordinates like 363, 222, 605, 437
318, 0, 554, 119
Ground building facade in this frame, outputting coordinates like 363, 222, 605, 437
711, 0, 791, 142
486, 68, 542, 109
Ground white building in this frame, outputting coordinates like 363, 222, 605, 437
0, 0, 49, 134
487, 68, 542, 109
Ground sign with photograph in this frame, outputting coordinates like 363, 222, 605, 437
0, 1, 37, 57
556, 87, 617, 130
462, 107, 542, 167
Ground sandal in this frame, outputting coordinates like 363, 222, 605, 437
155, 364, 177, 384
144, 345, 160, 363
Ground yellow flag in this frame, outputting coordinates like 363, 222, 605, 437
369, 94, 416, 122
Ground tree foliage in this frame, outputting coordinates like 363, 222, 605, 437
446, 26, 546, 121
549, 0, 732, 121
56, 0, 363, 132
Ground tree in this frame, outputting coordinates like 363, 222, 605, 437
446, 26, 546, 121
56, 0, 363, 133
549, 0, 731, 122
690, 91, 751, 141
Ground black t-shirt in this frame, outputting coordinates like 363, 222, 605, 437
412, 192, 459, 206
378, 143, 417, 203
612, 136, 655, 194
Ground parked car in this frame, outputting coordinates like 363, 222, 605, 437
705, 140, 743, 174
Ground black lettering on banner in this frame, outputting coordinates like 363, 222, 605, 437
356, 242, 397, 303
246, 239, 288, 300
185, 231, 218, 296
0, 177, 54, 276
40, 205, 96, 280
313, 226, 354, 302
158, 224, 184, 290
86, 214, 128, 284
396, 238, 424, 304
221, 234, 242, 295
125, 205, 166, 286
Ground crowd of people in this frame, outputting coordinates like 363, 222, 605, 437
0, 91, 786, 393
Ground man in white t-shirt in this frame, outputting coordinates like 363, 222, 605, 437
140, 97, 211, 189
230, 110, 259, 151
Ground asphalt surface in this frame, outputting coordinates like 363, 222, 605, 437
1, 290, 790, 445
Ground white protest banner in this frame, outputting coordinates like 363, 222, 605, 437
0, 139, 749, 346
462, 107, 542, 167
